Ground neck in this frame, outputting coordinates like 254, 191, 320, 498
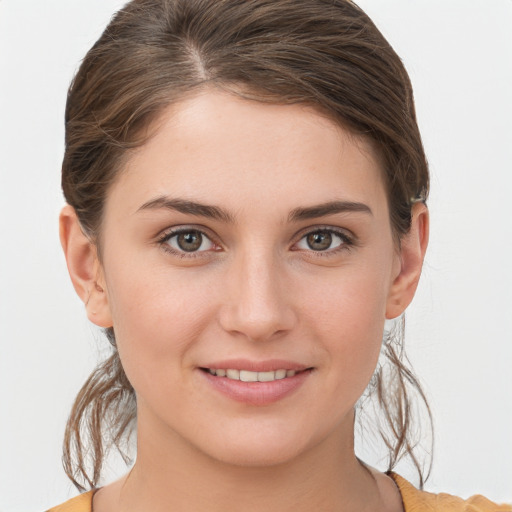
104, 409, 384, 512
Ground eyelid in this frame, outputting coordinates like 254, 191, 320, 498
157, 223, 218, 241
156, 225, 222, 257
293, 225, 354, 243
291, 225, 356, 254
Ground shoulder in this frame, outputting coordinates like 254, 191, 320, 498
389, 473, 511, 512
45, 491, 94, 512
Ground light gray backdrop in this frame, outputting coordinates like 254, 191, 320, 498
0, 1, 511, 510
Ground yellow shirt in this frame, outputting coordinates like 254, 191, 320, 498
389, 473, 511, 511
47, 473, 511, 512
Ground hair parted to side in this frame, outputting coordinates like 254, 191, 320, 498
62, 0, 432, 492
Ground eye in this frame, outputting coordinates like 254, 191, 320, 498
161, 229, 216, 254
295, 229, 350, 252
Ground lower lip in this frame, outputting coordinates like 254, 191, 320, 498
200, 369, 312, 406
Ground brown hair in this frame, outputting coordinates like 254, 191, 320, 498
62, 0, 432, 491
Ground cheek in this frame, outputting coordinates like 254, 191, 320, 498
301, 265, 390, 396
103, 256, 216, 388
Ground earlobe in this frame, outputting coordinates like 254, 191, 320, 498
59, 205, 113, 328
385, 203, 429, 319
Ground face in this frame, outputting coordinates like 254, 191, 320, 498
95, 90, 404, 467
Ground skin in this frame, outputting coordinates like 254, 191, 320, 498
60, 89, 428, 511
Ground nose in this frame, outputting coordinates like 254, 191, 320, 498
218, 248, 297, 342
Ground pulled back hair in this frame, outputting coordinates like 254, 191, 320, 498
62, 0, 432, 492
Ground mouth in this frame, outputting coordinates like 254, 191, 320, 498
198, 360, 313, 405
200, 368, 310, 382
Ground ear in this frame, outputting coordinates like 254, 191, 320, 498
386, 203, 429, 319
59, 205, 113, 328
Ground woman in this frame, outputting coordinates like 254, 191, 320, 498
46, 0, 508, 510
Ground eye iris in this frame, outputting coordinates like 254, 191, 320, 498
177, 231, 202, 251
307, 231, 332, 251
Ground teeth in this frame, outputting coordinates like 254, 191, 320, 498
226, 369, 240, 380
240, 370, 258, 382
208, 368, 300, 382
257, 371, 276, 382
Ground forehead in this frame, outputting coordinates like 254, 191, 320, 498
108, 90, 388, 220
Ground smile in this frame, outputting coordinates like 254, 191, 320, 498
199, 364, 313, 405
204, 368, 299, 382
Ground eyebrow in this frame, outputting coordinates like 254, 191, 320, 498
137, 196, 372, 223
137, 196, 235, 223
288, 200, 373, 222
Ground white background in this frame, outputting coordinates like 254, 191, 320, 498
0, 1, 511, 510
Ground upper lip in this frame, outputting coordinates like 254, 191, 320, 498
200, 359, 310, 372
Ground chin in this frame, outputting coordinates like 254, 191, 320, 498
193, 419, 322, 469
208, 439, 307, 468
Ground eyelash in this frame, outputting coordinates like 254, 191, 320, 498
293, 227, 355, 258
157, 227, 220, 259
156, 226, 355, 259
